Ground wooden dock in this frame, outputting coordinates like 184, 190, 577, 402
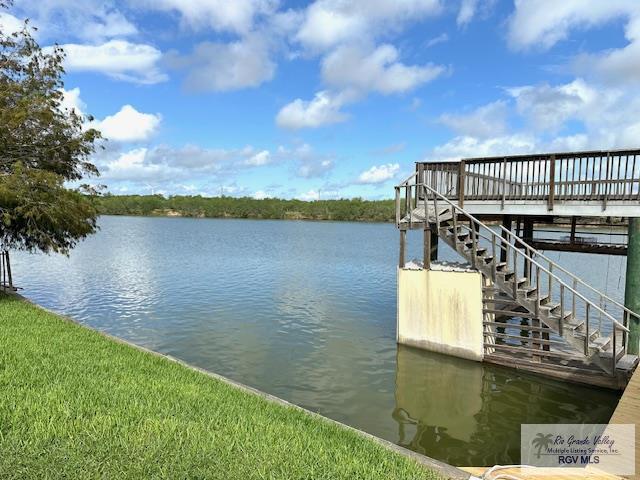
603, 364, 640, 479
461, 466, 622, 479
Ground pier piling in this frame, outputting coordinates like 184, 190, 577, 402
625, 218, 640, 355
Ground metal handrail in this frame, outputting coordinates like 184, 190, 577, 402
397, 173, 630, 335
496, 224, 640, 326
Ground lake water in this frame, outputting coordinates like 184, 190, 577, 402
11, 216, 620, 466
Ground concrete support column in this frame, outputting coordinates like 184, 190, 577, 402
625, 218, 640, 355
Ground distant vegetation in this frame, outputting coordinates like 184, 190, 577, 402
95, 194, 396, 223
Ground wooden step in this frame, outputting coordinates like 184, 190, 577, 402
615, 354, 638, 372
591, 336, 611, 351
599, 345, 624, 361
540, 302, 561, 314
565, 319, 585, 331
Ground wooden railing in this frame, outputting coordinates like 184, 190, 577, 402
417, 149, 640, 209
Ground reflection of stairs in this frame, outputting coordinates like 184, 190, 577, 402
401, 200, 638, 377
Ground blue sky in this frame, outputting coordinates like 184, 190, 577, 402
2, 1, 640, 200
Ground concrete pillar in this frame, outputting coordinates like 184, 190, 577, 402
625, 218, 640, 355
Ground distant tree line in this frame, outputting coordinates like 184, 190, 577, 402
94, 195, 396, 223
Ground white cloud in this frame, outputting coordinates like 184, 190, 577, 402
132, 0, 277, 34
508, 78, 640, 148
298, 158, 333, 178
0, 12, 25, 35
507, 0, 637, 51
94, 105, 162, 142
426, 33, 448, 48
80, 11, 137, 41
12, 0, 137, 42
574, 16, 640, 85
253, 190, 272, 199
431, 134, 537, 162
430, 75, 640, 162
275, 143, 335, 178
57, 40, 167, 85
60, 87, 87, 116
244, 150, 272, 166
508, 79, 597, 131
298, 189, 320, 201
439, 100, 508, 138
167, 36, 275, 92
296, 0, 442, 51
457, 0, 478, 27
506, 2, 640, 88
279, 43, 444, 129
322, 44, 445, 95
276, 91, 349, 129
356, 163, 400, 184
102, 147, 177, 182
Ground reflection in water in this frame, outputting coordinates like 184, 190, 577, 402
12, 216, 621, 466
394, 345, 617, 465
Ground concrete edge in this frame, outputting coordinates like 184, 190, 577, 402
8, 292, 471, 480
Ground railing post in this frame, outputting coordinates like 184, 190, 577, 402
501, 158, 507, 209
395, 187, 401, 225
585, 303, 590, 355
512, 247, 518, 298
458, 160, 466, 208
625, 217, 640, 355
491, 234, 497, 282
423, 225, 431, 270
471, 222, 477, 269
533, 266, 540, 317
548, 154, 556, 211
603, 151, 611, 210
559, 284, 565, 336
399, 228, 406, 269
612, 325, 617, 374
416, 163, 423, 206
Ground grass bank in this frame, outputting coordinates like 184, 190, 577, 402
0, 295, 444, 479
94, 194, 395, 223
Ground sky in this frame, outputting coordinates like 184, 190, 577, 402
2, 0, 640, 200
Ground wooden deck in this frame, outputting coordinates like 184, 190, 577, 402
461, 466, 623, 479
405, 148, 640, 218
604, 365, 640, 479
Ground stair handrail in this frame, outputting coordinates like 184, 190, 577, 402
397, 169, 640, 328
497, 226, 640, 327
399, 177, 630, 334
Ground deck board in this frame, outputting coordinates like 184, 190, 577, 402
461, 466, 622, 479
606, 366, 640, 479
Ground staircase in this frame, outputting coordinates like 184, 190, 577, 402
396, 176, 639, 378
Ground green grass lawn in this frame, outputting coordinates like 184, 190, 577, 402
0, 295, 444, 479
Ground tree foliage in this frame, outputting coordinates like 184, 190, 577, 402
0, 4, 101, 254
96, 195, 396, 223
